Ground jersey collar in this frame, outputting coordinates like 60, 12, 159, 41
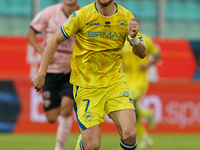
94, 2, 118, 14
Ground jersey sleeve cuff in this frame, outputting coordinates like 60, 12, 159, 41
30, 26, 41, 34
60, 26, 70, 39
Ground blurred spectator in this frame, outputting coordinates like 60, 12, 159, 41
27, 1, 80, 150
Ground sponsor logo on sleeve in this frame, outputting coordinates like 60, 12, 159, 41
86, 22, 100, 26
65, 17, 71, 27
33, 12, 41, 22
72, 11, 77, 17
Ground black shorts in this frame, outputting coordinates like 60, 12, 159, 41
42, 72, 73, 111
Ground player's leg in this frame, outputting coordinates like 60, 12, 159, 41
44, 108, 60, 123
134, 104, 148, 138
54, 73, 74, 150
54, 96, 73, 150
136, 120, 153, 149
132, 87, 154, 149
136, 105, 155, 130
43, 74, 62, 150
75, 125, 101, 150
109, 109, 137, 150
73, 85, 106, 150
133, 84, 155, 130
134, 103, 149, 139
105, 82, 137, 150
135, 105, 154, 149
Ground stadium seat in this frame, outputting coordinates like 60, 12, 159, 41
165, 1, 184, 20
185, 1, 200, 20
40, 0, 62, 9
140, 20, 157, 37
123, 0, 138, 16
0, 0, 7, 15
4, 0, 31, 16
0, 0, 31, 16
139, 0, 157, 19
0, 0, 199, 38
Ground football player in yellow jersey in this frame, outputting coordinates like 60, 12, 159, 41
122, 16, 161, 149
32, 0, 147, 150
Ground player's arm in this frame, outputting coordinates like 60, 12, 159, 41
140, 53, 161, 70
31, 29, 66, 92
27, 9, 49, 56
140, 42, 161, 70
143, 45, 161, 69
148, 51, 161, 66
127, 19, 147, 59
27, 27, 44, 55
148, 41, 162, 66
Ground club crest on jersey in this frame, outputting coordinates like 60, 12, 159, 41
65, 17, 71, 27
117, 19, 127, 30
83, 112, 94, 122
104, 21, 111, 27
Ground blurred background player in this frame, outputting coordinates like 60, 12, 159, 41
122, 16, 161, 149
27, 0, 80, 150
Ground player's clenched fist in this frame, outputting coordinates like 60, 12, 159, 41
31, 73, 46, 92
128, 18, 139, 38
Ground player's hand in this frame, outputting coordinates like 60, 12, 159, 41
31, 73, 46, 92
128, 18, 139, 38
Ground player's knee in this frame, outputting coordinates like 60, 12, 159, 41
60, 99, 73, 117
46, 116, 57, 123
121, 129, 137, 144
82, 134, 101, 150
84, 140, 101, 150
60, 107, 72, 117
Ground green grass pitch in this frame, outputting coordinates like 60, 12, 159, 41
0, 133, 200, 150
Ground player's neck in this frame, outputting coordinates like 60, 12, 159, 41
96, 1, 117, 16
62, 3, 79, 17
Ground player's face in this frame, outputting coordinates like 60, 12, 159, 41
63, 0, 77, 6
97, 0, 114, 7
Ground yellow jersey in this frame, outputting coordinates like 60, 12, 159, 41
61, 2, 142, 88
122, 34, 159, 89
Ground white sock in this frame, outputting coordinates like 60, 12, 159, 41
54, 148, 63, 150
54, 116, 72, 150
